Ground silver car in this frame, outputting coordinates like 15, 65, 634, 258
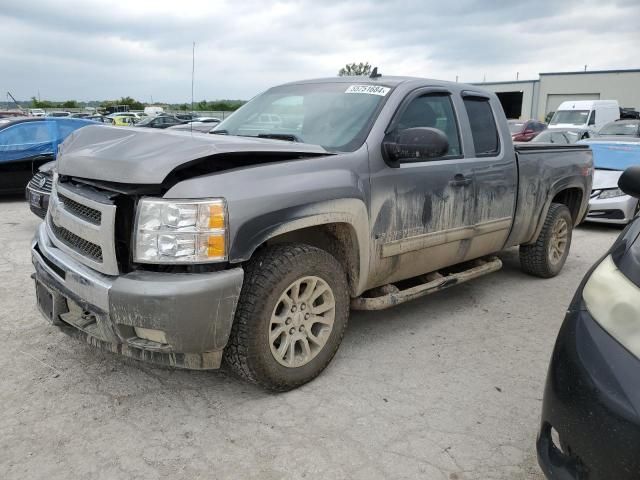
587, 169, 639, 224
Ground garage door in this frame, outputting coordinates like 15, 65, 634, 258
545, 93, 600, 114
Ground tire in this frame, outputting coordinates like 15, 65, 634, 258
223, 243, 349, 391
519, 203, 573, 278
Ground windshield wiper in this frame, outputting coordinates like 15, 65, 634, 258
210, 129, 228, 135
256, 133, 301, 142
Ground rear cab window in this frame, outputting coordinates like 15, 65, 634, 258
463, 97, 500, 157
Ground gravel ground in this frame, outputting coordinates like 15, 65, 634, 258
0, 197, 620, 480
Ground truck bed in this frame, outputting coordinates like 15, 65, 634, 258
505, 143, 593, 248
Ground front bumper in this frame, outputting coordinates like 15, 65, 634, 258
586, 194, 637, 225
31, 223, 243, 369
537, 301, 640, 479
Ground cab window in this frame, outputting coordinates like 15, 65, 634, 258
463, 97, 500, 157
395, 93, 461, 158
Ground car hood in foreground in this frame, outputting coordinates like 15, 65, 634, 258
57, 125, 330, 184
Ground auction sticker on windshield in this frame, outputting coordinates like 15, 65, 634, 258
345, 85, 391, 96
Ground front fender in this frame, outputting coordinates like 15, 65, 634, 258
233, 199, 370, 294
164, 153, 371, 293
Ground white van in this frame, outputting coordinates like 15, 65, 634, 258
549, 100, 619, 132
144, 106, 164, 116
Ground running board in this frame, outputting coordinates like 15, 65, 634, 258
351, 256, 502, 311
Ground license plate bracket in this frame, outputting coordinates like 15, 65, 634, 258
29, 192, 41, 208
35, 279, 66, 325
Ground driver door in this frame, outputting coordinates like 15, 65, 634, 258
369, 89, 478, 286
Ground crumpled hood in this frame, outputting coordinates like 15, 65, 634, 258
57, 125, 329, 184
593, 169, 623, 190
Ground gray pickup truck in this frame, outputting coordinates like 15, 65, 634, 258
32, 76, 592, 390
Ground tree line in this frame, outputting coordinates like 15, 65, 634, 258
29, 96, 246, 111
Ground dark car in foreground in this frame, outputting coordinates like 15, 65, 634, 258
538, 166, 640, 480
508, 119, 547, 142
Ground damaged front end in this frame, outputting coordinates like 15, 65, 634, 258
32, 220, 244, 369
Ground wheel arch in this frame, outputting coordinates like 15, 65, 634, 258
528, 181, 586, 245
231, 199, 370, 297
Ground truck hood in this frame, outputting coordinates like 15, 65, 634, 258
593, 169, 622, 190
57, 125, 330, 184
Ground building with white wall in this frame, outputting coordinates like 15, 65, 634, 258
474, 68, 640, 121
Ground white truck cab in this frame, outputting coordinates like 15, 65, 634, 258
549, 100, 620, 133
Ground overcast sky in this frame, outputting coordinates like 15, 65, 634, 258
1, 0, 638, 103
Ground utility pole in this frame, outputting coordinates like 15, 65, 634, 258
191, 41, 195, 114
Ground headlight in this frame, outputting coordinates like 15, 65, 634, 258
598, 188, 626, 200
134, 198, 227, 263
583, 255, 640, 359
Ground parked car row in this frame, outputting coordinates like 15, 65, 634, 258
510, 118, 640, 146
0, 112, 223, 219
0, 117, 102, 218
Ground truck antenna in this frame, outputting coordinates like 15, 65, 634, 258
369, 67, 381, 79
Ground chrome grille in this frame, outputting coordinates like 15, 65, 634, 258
58, 193, 102, 225
49, 218, 103, 262
27, 172, 53, 194
46, 179, 119, 275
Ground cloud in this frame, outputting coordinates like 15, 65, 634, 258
0, 0, 638, 102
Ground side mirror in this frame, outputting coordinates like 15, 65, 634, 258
383, 127, 449, 164
618, 166, 640, 199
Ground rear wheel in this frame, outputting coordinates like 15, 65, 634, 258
519, 203, 573, 278
223, 244, 349, 391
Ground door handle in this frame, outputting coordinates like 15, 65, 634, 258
449, 174, 472, 187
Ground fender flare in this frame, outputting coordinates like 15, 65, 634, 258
529, 178, 586, 244
230, 198, 370, 296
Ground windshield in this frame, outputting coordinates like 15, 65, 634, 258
508, 121, 525, 134
550, 110, 589, 125
212, 82, 392, 151
599, 121, 639, 136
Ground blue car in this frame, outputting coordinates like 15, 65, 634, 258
0, 117, 101, 216
580, 138, 640, 224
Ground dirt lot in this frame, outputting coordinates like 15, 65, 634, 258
0, 197, 620, 480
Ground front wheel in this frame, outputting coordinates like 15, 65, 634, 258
519, 203, 573, 278
223, 244, 349, 391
